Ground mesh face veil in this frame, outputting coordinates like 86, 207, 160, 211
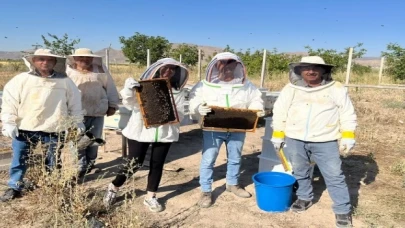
205, 53, 246, 84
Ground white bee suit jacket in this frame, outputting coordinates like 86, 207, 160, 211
1, 60, 83, 132
121, 58, 189, 143
272, 70, 357, 142
189, 52, 264, 121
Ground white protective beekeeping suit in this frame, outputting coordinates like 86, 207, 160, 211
66, 49, 120, 117
272, 61, 357, 143
121, 58, 189, 142
1, 50, 83, 133
189, 52, 264, 122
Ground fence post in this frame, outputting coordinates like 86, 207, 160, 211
198, 49, 202, 81
378, 56, 385, 85
105, 48, 109, 70
179, 54, 182, 63
260, 49, 267, 88
147, 49, 150, 68
345, 47, 353, 84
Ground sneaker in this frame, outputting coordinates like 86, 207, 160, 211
335, 213, 353, 228
198, 192, 213, 208
143, 196, 163, 213
0, 188, 21, 202
103, 183, 118, 208
226, 184, 252, 198
291, 199, 313, 213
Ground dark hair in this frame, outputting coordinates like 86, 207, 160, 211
153, 65, 181, 90
170, 67, 181, 90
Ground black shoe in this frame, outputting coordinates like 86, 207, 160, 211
335, 213, 352, 228
290, 199, 313, 213
0, 188, 21, 202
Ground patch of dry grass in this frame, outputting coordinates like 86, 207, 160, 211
0, 137, 147, 227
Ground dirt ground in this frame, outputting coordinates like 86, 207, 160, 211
2, 119, 398, 228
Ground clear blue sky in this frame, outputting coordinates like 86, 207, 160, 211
1, 0, 404, 56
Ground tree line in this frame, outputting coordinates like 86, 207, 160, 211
29, 32, 405, 81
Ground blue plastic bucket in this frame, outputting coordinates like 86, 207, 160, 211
252, 171, 296, 212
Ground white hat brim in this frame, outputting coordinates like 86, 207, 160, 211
69, 53, 101, 58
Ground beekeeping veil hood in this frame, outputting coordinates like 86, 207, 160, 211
206, 52, 246, 84
23, 49, 66, 74
139, 58, 189, 90
288, 56, 334, 87
67, 48, 105, 69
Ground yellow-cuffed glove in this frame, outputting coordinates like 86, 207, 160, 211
271, 131, 285, 151
340, 131, 356, 157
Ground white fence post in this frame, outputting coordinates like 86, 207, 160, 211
105, 48, 109, 70
179, 54, 182, 63
345, 47, 353, 84
147, 49, 150, 68
378, 56, 385, 85
260, 49, 267, 88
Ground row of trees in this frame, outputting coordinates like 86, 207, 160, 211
30, 32, 405, 80
119, 32, 200, 66
220, 44, 373, 76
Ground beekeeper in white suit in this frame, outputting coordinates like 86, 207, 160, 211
66, 48, 120, 177
103, 58, 189, 213
189, 52, 264, 208
0, 49, 84, 202
271, 56, 357, 227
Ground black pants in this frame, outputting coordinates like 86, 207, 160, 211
112, 139, 172, 192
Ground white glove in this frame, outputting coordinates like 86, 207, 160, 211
340, 139, 355, 157
2, 124, 19, 139
198, 103, 212, 116
256, 111, 265, 117
271, 137, 284, 151
77, 122, 86, 135
124, 78, 140, 90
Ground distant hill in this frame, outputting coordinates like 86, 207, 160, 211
0, 51, 25, 60
94, 48, 127, 64
0, 44, 381, 68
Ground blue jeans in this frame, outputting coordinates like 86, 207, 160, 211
200, 131, 246, 192
78, 116, 104, 172
9, 130, 65, 191
284, 137, 351, 214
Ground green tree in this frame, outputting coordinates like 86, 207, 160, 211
170, 43, 199, 66
219, 46, 302, 76
267, 48, 302, 75
119, 32, 171, 65
305, 43, 371, 74
40, 33, 80, 56
223, 45, 234, 53
382, 43, 405, 80
239, 49, 263, 76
